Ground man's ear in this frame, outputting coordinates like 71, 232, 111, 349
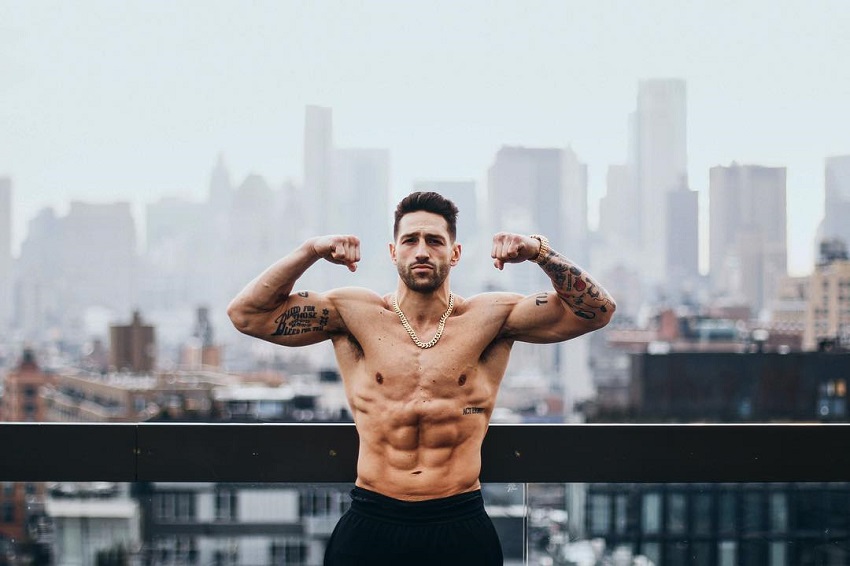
450, 243, 461, 266
389, 242, 397, 264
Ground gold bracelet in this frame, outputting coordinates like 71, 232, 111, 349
529, 234, 550, 264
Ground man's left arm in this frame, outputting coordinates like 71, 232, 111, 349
492, 232, 617, 343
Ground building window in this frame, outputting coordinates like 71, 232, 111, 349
2, 503, 13, 523
270, 540, 308, 565
718, 540, 737, 566
642, 492, 662, 534
614, 494, 628, 534
769, 492, 788, 533
770, 542, 787, 566
2, 483, 13, 497
693, 493, 713, 535
666, 492, 687, 534
692, 542, 713, 566
589, 494, 611, 534
719, 492, 737, 534
215, 489, 238, 521
742, 492, 764, 533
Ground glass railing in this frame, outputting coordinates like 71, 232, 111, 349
2, 423, 849, 565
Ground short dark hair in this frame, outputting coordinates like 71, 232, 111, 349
393, 192, 459, 241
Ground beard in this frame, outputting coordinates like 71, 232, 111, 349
398, 261, 450, 293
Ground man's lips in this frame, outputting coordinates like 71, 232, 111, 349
411, 264, 433, 271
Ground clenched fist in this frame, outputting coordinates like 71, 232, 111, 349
491, 232, 541, 270
312, 235, 361, 272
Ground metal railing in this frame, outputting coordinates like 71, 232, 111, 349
2, 423, 848, 482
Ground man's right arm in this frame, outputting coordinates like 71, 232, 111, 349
226, 235, 360, 347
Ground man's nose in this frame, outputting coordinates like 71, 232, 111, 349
415, 242, 430, 259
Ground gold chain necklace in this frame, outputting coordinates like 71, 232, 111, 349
392, 293, 455, 349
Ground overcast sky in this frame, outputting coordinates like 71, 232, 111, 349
2, 1, 849, 275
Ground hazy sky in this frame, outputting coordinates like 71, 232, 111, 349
2, 1, 849, 275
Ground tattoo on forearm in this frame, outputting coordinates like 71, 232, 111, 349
535, 293, 548, 306
297, 291, 309, 298
271, 305, 330, 336
541, 252, 615, 319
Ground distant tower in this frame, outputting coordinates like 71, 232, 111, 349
666, 186, 700, 287
209, 153, 233, 214
710, 164, 787, 315
304, 105, 334, 235
633, 79, 688, 282
487, 146, 588, 293
181, 306, 222, 369
330, 148, 391, 290
816, 155, 850, 252
110, 311, 156, 372
0, 177, 11, 332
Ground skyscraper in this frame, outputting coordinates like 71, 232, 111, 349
330, 148, 391, 290
487, 146, 588, 293
817, 155, 850, 250
303, 105, 333, 235
633, 79, 688, 281
710, 164, 787, 315
666, 188, 700, 286
486, 146, 590, 397
0, 177, 11, 333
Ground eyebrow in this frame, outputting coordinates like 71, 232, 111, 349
399, 231, 447, 242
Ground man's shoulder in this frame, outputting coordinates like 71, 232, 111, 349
463, 291, 524, 307
326, 286, 387, 306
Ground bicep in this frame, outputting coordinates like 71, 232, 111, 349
238, 290, 345, 347
500, 291, 586, 343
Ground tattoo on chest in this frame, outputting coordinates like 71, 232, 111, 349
271, 305, 330, 336
463, 407, 485, 415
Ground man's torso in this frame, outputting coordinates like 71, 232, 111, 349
328, 290, 518, 500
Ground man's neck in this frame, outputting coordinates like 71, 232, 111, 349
394, 285, 452, 325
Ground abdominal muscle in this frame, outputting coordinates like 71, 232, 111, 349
352, 398, 490, 500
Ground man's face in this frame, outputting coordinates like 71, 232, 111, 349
391, 211, 460, 293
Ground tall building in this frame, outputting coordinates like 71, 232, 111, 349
15, 208, 62, 339
633, 79, 688, 281
487, 145, 588, 293
803, 239, 850, 351
486, 146, 590, 402
329, 148, 392, 290
303, 105, 333, 235
0, 177, 11, 333
62, 202, 137, 327
709, 164, 787, 315
666, 187, 700, 286
817, 155, 850, 249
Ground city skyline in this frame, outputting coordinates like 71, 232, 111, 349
2, 1, 850, 275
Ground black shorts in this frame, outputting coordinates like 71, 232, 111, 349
323, 486, 504, 565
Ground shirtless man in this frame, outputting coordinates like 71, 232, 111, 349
227, 192, 615, 565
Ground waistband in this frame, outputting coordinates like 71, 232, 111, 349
349, 486, 486, 523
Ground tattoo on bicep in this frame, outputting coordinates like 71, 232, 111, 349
535, 293, 548, 306
297, 291, 309, 298
271, 305, 330, 336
